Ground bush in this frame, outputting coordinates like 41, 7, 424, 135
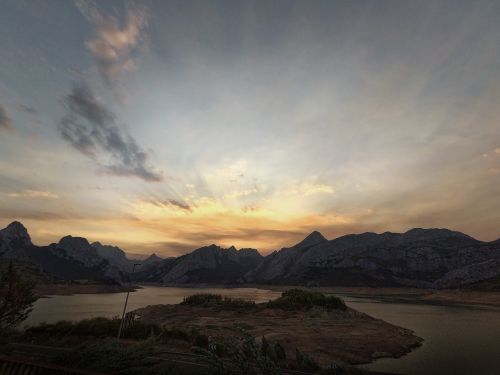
267, 289, 346, 311
181, 294, 256, 309
294, 348, 320, 372
181, 294, 222, 306
193, 331, 279, 375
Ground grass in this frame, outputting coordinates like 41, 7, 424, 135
267, 289, 347, 311
55, 340, 186, 375
181, 293, 256, 309
24, 317, 204, 346
25, 317, 161, 339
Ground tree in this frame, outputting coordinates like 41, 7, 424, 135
0, 262, 37, 330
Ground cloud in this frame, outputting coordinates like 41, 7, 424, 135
77, 1, 148, 87
298, 182, 335, 196
18, 104, 37, 114
8, 190, 58, 199
60, 83, 162, 182
0, 104, 13, 130
0, 210, 67, 221
145, 198, 192, 211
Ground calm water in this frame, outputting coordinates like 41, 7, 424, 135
25, 286, 282, 326
25, 287, 500, 375
345, 295, 500, 375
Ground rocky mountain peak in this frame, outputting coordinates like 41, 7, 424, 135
293, 230, 327, 249
144, 253, 162, 262
0, 221, 32, 246
58, 235, 92, 251
402, 228, 473, 242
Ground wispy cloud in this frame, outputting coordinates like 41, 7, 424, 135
8, 190, 58, 199
60, 83, 162, 182
144, 198, 192, 211
0, 104, 13, 131
76, 1, 148, 88
17, 104, 37, 114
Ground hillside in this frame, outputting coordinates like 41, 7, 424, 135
2, 221, 500, 289
242, 228, 500, 288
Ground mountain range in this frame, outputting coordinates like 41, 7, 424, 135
1, 221, 499, 289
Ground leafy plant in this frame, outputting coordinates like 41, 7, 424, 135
193, 330, 280, 375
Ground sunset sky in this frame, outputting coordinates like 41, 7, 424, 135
1, 0, 499, 256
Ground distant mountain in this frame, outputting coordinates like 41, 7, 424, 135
2, 221, 500, 289
92, 241, 135, 271
138, 245, 263, 284
0, 221, 33, 258
0, 222, 157, 284
242, 228, 500, 288
243, 230, 327, 283
141, 253, 163, 267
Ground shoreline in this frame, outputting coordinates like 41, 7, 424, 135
34, 283, 139, 297
34, 282, 500, 308
145, 283, 500, 308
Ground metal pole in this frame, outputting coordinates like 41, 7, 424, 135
117, 263, 141, 339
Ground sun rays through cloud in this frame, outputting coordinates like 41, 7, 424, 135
1, 0, 499, 255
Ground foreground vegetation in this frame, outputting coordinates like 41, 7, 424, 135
18, 321, 363, 374
14, 290, 369, 373
2, 289, 418, 374
267, 289, 347, 310
181, 289, 347, 311
0, 262, 37, 333
181, 293, 256, 309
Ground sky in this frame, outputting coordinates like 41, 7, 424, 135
1, 0, 499, 257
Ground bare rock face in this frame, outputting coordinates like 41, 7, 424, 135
54, 236, 103, 268
92, 241, 134, 272
0, 221, 33, 257
155, 244, 263, 284
2, 221, 499, 289
142, 253, 162, 266
50, 236, 125, 282
242, 231, 328, 283
243, 228, 500, 288
0, 222, 127, 284
434, 259, 500, 288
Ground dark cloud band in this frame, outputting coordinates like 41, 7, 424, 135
59, 83, 162, 182
0, 104, 13, 130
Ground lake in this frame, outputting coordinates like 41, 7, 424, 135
25, 286, 500, 375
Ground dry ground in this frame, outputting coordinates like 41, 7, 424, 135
134, 303, 422, 366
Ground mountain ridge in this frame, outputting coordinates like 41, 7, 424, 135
1, 221, 499, 289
